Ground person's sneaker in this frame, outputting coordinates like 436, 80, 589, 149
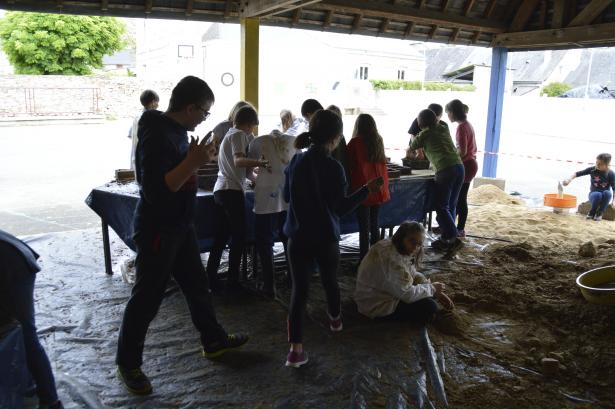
38, 400, 65, 409
448, 238, 464, 252
431, 238, 446, 251
586, 213, 595, 220
285, 350, 309, 368
594, 214, 603, 221
328, 312, 343, 332
431, 226, 442, 234
457, 230, 466, 238
202, 333, 249, 359
117, 366, 153, 395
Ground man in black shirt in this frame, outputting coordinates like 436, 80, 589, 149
116, 76, 249, 395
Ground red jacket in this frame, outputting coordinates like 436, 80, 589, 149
347, 136, 390, 206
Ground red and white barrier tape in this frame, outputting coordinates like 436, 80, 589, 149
385, 147, 593, 165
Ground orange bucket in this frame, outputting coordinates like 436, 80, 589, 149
544, 193, 577, 209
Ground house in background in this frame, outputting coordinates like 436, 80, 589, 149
136, 21, 425, 114
425, 46, 615, 97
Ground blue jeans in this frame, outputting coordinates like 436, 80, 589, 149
434, 164, 465, 241
4, 251, 58, 405
589, 190, 613, 215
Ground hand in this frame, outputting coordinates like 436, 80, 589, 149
260, 155, 272, 172
562, 179, 571, 186
436, 292, 454, 310
432, 282, 445, 294
187, 132, 215, 167
366, 176, 384, 193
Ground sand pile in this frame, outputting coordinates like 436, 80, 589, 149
466, 203, 615, 248
467, 184, 524, 205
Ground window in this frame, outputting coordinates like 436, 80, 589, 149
397, 69, 406, 80
178, 45, 194, 58
356, 66, 369, 80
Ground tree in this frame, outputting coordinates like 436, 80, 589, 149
541, 82, 572, 97
0, 12, 126, 75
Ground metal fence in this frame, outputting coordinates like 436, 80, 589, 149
0, 87, 101, 116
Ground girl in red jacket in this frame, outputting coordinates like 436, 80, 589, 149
348, 114, 391, 261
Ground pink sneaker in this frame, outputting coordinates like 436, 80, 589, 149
285, 350, 309, 368
328, 312, 343, 332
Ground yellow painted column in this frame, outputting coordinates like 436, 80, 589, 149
240, 18, 259, 111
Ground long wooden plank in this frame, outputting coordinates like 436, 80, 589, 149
509, 0, 541, 32
316, 0, 507, 33
463, 0, 476, 15
239, 0, 322, 17
568, 0, 613, 26
493, 21, 615, 48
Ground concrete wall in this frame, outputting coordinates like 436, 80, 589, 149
0, 75, 175, 118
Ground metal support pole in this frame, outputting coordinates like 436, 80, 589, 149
482, 47, 508, 178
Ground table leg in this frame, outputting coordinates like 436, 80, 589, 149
101, 219, 113, 275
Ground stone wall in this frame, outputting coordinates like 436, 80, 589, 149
0, 75, 175, 118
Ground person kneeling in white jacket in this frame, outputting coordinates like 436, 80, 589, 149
354, 221, 453, 325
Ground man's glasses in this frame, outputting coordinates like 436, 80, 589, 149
196, 105, 211, 119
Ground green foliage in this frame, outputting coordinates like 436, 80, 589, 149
370, 80, 476, 92
370, 80, 422, 90
0, 12, 126, 75
541, 82, 572, 97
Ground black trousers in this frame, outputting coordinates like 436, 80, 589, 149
287, 238, 341, 344
254, 211, 287, 291
116, 226, 226, 369
206, 189, 246, 285
456, 182, 471, 231
382, 297, 438, 326
357, 204, 381, 260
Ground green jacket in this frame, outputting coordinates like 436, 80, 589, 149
410, 123, 461, 172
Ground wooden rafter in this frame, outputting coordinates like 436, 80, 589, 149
428, 25, 438, 39
317, 0, 507, 33
493, 21, 615, 48
224, 0, 233, 18
483, 0, 498, 18
419, 0, 428, 8
145, 0, 153, 14
100, 0, 108, 11
463, 0, 476, 15
380, 18, 390, 33
471, 31, 481, 43
551, 0, 567, 28
186, 0, 194, 16
323, 9, 333, 28
568, 0, 614, 26
509, 0, 542, 32
539, 0, 547, 28
442, 0, 451, 12
450, 27, 461, 42
292, 7, 301, 25
56, 0, 63, 8
352, 13, 362, 32
404, 21, 415, 37
239, 0, 323, 18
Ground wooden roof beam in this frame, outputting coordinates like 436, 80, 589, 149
101, 0, 108, 11
351, 13, 362, 32
493, 21, 615, 48
145, 0, 153, 14
224, 0, 233, 17
509, 0, 541, 32
379, 18, 390, 33
185, 0, 194, 16
463, 0, 476, 15
568, 0, 614, 26
317, 0, 507, 33
483, 0, 498, 18
404, 21, 415, 37
239, 0, 323, 17
323, 9, 333, 28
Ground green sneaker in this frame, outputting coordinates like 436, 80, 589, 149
117, 366, 153, 395
202, 333, 249, 359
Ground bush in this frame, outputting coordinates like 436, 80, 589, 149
541, 82, 572, 97
370, 80, 475, 92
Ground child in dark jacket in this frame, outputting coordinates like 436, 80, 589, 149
283, 109, 383, 368
563, 153, 615, 221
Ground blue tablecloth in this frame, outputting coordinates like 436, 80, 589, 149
0, 324, 29, 409
85, 175, 433, 252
